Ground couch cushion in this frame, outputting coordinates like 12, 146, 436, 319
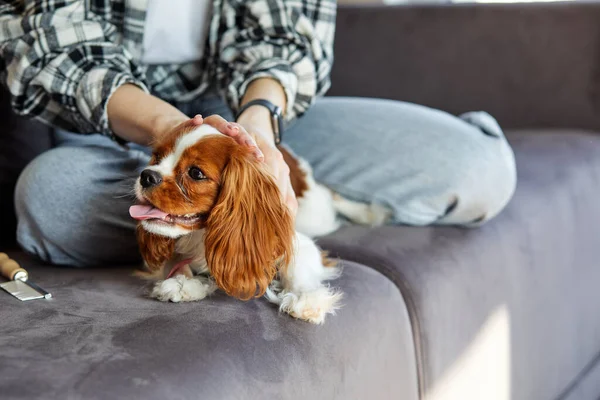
319, 130, 600, 400
0, 257, 418, 400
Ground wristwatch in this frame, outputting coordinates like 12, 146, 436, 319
236, 99, 284, 145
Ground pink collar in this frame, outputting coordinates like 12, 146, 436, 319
166, 258, 193, 279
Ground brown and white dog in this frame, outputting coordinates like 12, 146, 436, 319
130, 121, 391, 324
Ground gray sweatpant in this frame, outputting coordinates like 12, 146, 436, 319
14, 96, 516, 266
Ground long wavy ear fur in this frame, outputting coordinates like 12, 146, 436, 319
204, 149, 295, 300
135, 225, 176, 279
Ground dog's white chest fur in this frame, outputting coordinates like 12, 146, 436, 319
175, 229, 210, 274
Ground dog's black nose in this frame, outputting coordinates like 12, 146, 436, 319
140, 169, 163, 188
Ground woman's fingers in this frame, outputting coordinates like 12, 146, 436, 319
203, 115, 264, 160
202, 114, 229, 131
189, 114, 203, 126
165, 114, 204, 137
265, 147, 296, 216
285, 181, 298, 215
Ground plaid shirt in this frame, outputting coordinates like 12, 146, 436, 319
0, 0, 336, 139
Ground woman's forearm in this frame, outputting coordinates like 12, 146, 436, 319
108, 79, 286, 145
107, 84, 189, 145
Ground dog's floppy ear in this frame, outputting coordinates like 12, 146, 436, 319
136, 225, 176, 276
204, 148, 295, 300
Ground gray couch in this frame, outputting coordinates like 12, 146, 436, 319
1, 3, 599, 400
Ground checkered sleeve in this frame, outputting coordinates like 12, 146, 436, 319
219, 0, 336, 122
0, 1, 148, 137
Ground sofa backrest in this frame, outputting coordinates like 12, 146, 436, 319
330, 3, 600, 132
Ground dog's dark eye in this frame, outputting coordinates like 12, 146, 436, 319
188, 166, 206, 181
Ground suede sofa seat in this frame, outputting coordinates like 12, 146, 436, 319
0, 257, 418, 400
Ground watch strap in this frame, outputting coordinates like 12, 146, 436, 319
236, 99, 284, 145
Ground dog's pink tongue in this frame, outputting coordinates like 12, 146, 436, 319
129, 205, 169, 221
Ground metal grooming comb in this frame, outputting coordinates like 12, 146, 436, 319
0, 253, 52, 301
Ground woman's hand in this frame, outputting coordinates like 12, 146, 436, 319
240, 122, 298, 218
202, 115, 265, 161
156, 114, 204, 140
202, 114, 298, 217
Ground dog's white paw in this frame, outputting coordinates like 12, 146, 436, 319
276, 286, 343, 324
151, 275, 216, 303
